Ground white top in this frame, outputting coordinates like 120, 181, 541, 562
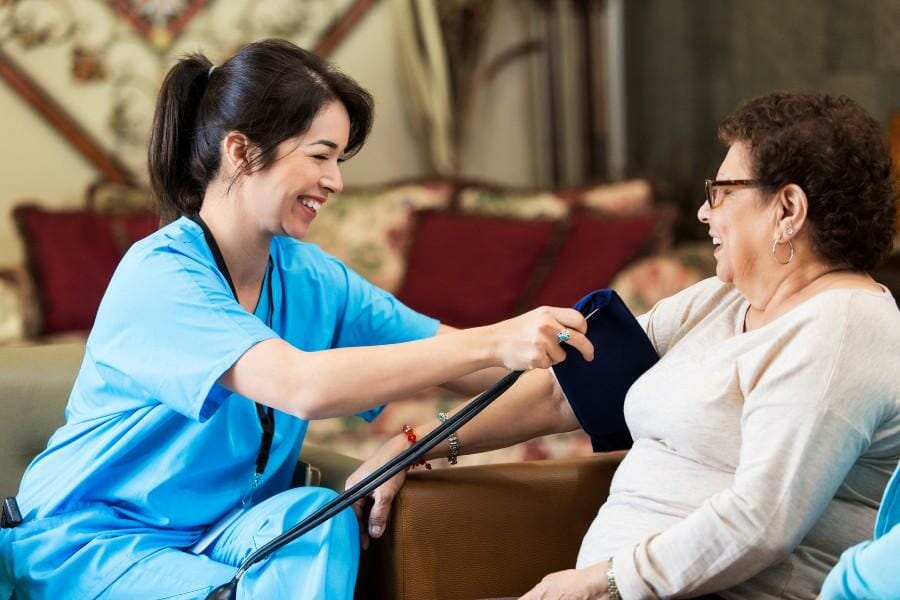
576, 277, 900, 599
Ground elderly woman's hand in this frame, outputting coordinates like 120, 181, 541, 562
344, 433, 410, 550
520, 562, 610, 600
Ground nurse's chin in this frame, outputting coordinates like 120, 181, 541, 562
280, 220, 312, 240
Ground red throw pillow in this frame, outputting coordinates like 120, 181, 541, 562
111, 212, 158, 247
13, 205, 156, 334
397, 211, 559, 328
526, 210, 664, 309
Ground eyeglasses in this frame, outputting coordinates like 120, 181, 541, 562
704, 179, 760, 208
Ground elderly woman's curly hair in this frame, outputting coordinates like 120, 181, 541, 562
718, 90, 897, 271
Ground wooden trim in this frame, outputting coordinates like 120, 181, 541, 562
314, 0, 378, 57
0, 50, 133, 184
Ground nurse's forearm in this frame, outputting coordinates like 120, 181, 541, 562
435, 324, 508, 396
223, 306, 594, 419
297, 329, 504, 418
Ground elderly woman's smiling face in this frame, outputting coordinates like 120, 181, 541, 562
698, 141, 778, 288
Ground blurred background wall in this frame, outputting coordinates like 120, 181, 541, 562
2, 0, 899, 268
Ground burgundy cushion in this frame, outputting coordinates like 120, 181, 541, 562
13, 205, 155, 334
527, 211, 663, 309
116, 212, 158, 244
397, 211, 559, 327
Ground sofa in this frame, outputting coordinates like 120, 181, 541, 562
0, 341, 625, 599
0, 177, 714, 597
0, 177, 719, 466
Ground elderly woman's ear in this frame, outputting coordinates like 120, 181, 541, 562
771, 183, 808, 243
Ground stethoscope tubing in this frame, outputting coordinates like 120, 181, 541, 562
230, 369, 524, 584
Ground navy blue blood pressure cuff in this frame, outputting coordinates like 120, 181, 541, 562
553, 289, 659, 452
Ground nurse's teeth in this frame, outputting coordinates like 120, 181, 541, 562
300, 198, 322, 212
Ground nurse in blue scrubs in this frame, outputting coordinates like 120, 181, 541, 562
0, 39, 592, 599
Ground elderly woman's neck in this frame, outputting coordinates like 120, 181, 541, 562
741, 259, 855, 330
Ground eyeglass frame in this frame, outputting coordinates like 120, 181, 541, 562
704, 179, 760, 208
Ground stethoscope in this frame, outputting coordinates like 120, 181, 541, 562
191, 213, 596, 599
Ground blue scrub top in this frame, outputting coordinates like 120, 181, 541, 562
2, 217, 438, 592
820, 462, 900, 599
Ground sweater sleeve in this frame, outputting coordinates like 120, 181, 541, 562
612, 297, 888, 599
637, 277, 735, 357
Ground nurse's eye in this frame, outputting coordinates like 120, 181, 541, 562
313, 155, 328, 161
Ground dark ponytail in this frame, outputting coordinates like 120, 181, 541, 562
148, 39, 374, 225
148, 53, 213, 224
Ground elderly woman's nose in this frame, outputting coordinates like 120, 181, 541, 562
697, 200, 710, 223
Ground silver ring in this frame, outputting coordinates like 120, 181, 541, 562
557, 329, 571, 344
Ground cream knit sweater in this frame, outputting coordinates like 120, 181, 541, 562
576, 277, 900, 599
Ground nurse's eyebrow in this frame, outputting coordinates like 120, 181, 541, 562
306, 139, 338, 149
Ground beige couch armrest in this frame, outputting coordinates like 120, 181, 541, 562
358, 451, 625, 600
0, 343, 84, 496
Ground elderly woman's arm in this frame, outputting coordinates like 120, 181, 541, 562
346, 368, 582, 542
819, 524, 900, 599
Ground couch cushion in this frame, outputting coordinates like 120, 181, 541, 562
575, 179, 654, 215
302, 182, 454, 293
13, 205, 156, 334
457, 187, 570, 219
526, 210, 667, 309
396, 211, 559, 327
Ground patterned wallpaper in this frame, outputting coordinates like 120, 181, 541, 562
0, 0, 358, 179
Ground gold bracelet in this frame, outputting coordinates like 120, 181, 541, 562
437, 411, 459, 464
607, 558, 619, 600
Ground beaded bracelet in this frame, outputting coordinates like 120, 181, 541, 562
437, 412, 459, 465
401, 425, 432, 470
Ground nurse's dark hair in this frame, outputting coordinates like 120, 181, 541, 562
148, 38, 374, 224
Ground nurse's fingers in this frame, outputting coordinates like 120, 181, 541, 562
557, 329, 593, 363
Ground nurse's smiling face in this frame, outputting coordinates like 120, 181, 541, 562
240, 100, 350, 240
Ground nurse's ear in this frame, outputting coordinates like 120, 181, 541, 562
221, 131, 253, 177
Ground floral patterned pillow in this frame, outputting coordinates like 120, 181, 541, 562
303, 182, 454, 293
457, 187, 570, 219
579, 179, 654, 215
609, 242, 717, 315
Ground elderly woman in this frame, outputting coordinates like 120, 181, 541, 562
351, 90, 900, 599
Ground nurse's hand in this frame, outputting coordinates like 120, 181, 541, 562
485, 307, 593, 372
346, 433, 410, 550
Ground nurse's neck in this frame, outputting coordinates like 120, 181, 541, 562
198, 186, 271, 305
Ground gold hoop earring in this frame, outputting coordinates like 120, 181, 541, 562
771, 239, 794, 265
